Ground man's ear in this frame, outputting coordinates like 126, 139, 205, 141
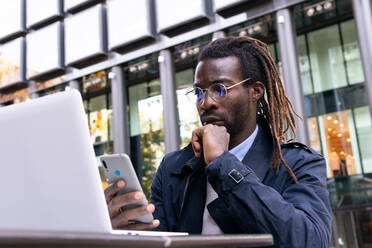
249, 81, 265, 102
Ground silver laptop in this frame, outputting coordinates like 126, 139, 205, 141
0, 89, 186, 236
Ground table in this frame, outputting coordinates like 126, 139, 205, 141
0, 230, 273, 248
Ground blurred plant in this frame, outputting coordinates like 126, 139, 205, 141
140, 121, 164, 199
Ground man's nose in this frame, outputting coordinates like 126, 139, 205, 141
199, 91, 218, 110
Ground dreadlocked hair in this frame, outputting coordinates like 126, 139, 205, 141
198, 36, 301, 183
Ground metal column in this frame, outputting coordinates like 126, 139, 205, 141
159, 50, 181, 153
276, 8, 309, 145
68, 80, 81, 92
352, 0, 372, 120
110, 66, 130, 154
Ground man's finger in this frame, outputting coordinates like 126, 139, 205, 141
104, 179, 125, 203
108, 191, 143, 217
111, 204, 155, 228
191, 128, 203, 157
122, 219, 160, 230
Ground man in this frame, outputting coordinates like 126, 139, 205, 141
104, 36, 332, 247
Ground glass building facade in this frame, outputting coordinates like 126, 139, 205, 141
1, 0, 372, 246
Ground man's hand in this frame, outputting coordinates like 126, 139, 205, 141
104, 179, 160, 230
191, 124, 230, 164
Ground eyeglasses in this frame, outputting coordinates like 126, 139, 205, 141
185, 78, 251, 105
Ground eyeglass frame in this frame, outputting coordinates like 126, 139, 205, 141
185, 77, 251, 105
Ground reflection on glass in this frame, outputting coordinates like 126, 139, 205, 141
86, 93, 113, 188
107, 0, 152, 49
307, 25, 347, 92
65, 5, 103, 65
26, 0, 60, 27
139, 95, 163, 133
354, 106, 372, 173
340, 20, 364, 85
176, 69, 200, 148
27, 22, 62, 79
129, 80, 164, 199
307, 117, 321, 154
0, 88, 30, 104
88, 94, 113, 145
269, 42, 283, 82
328, 197, 372, 245
108, 93, 113, 140
90, 108, 109, 144
297, 35, 313, 95
156, 0, 206, 31
82, 70, 107, 94
357, 209, 372, 246
35, 76, 65, 92
38, 83, 66, 97
0, 38, 22, 86
299, 19, 372, 178
320, 111, 361, 177
268, 43, 276, 62
0, 0, 22, 39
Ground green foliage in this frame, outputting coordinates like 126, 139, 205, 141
140, 122, 164, 199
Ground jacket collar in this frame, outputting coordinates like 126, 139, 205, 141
241, 116, 274, 182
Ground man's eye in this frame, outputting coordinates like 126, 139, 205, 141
194, 89, 203, 98
212, 84, 226, 96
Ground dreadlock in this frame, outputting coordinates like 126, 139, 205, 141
198, 36, 300, 183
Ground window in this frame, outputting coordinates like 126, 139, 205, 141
319, 111, 362, 177
297, 35, 313, 95
82, 71, 113, 188
340, 20, 364, 85
307, 117, 322, 154
354, 106, 372, 173
307, 24, 347, 93
301, 19, 371, 179
129, 79, 164, 198
175, 69, 201, 148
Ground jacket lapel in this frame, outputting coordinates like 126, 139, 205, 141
175, 155, 207, 234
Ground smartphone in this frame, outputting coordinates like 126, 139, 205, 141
100, 153, 154, 224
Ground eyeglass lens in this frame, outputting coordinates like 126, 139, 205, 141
195, 84, 227, 103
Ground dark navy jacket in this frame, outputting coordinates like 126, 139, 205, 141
150, 119, 332, 247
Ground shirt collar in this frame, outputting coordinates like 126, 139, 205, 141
229, 125, 258, 161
